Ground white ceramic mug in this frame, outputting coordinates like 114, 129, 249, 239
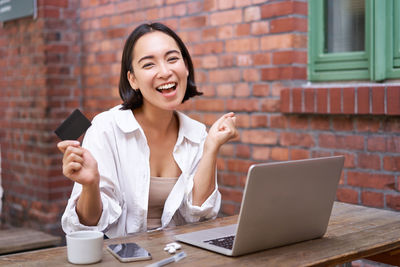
66, 230, 104, 264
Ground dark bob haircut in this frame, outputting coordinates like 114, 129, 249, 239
118, 22, 202, 110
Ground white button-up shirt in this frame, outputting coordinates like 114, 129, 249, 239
61, 105, 221, 238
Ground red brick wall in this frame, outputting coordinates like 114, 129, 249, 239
1, 0, 399, 235
280, 84, 400, 211
0, 0, 80, 234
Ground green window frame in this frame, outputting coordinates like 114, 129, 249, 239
308, 0, 400, 81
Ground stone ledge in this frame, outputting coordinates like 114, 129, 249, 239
281, 85, 400, 116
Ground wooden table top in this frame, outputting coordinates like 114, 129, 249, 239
0, 228, 61, 255
1, 202, 400, 267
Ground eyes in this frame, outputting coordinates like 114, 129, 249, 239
141, 56, 181, 69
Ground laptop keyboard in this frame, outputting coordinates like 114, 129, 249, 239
204, 235, 235, 250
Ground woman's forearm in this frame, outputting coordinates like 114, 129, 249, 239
76, 180, 103, 226
192, 113, 238, 206
192, 147, 218, 206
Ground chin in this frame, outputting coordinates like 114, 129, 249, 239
165, 96, 185, 110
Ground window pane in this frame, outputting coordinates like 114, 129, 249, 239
325, 0, 365, 53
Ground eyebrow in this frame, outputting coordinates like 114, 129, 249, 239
137, 49, 181, 64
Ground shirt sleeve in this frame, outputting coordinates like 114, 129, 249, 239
182, 173, 221, 223
179, 131, 222, 223
61, 115, 123, 234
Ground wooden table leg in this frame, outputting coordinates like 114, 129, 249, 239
366, 248, 400, 266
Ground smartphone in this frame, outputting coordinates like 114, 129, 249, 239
107, 243, 152, 262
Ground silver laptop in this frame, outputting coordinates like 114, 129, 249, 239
175, 156, 345, 256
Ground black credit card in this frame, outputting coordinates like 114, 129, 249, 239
54, 109, 92, 140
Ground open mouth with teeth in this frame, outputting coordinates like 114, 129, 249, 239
156, 82, 177, 94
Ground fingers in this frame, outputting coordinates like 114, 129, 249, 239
218, 113, 237, 130
62, 145, 83, 162
59, 142, 85, 179
205, 112, 239, 152
214, 112, 235, 126
57, 140, 80, 153
214, 112, 234, 130
232, 116, 237, 124
64, 150, 84, 165
63, 161, 82, 177
219, 116, 238, 139
213, 113, 238, 145
223, 112, 235, 118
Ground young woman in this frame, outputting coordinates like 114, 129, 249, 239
58, 23, 238, 238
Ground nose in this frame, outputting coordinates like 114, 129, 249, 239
157, 62, 172, 79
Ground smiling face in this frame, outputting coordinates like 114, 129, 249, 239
127, 31, 189, 112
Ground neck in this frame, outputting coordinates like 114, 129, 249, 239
134, 104, 176, 134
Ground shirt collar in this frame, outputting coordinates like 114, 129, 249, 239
176, 111, 204, 144
114, 106, 204, 144
114, 105, 141, 133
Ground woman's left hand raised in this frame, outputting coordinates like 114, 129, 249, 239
205, 112, 239, 153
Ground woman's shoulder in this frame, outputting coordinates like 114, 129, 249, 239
92, 105, 140, 134
92, 105, 121, 122
92, 105, 133, 125
176, 112, 205, 130
84, 106, 120, 138
176, 111, 207, 142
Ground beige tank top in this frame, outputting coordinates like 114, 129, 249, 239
147, 176, 178, 230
